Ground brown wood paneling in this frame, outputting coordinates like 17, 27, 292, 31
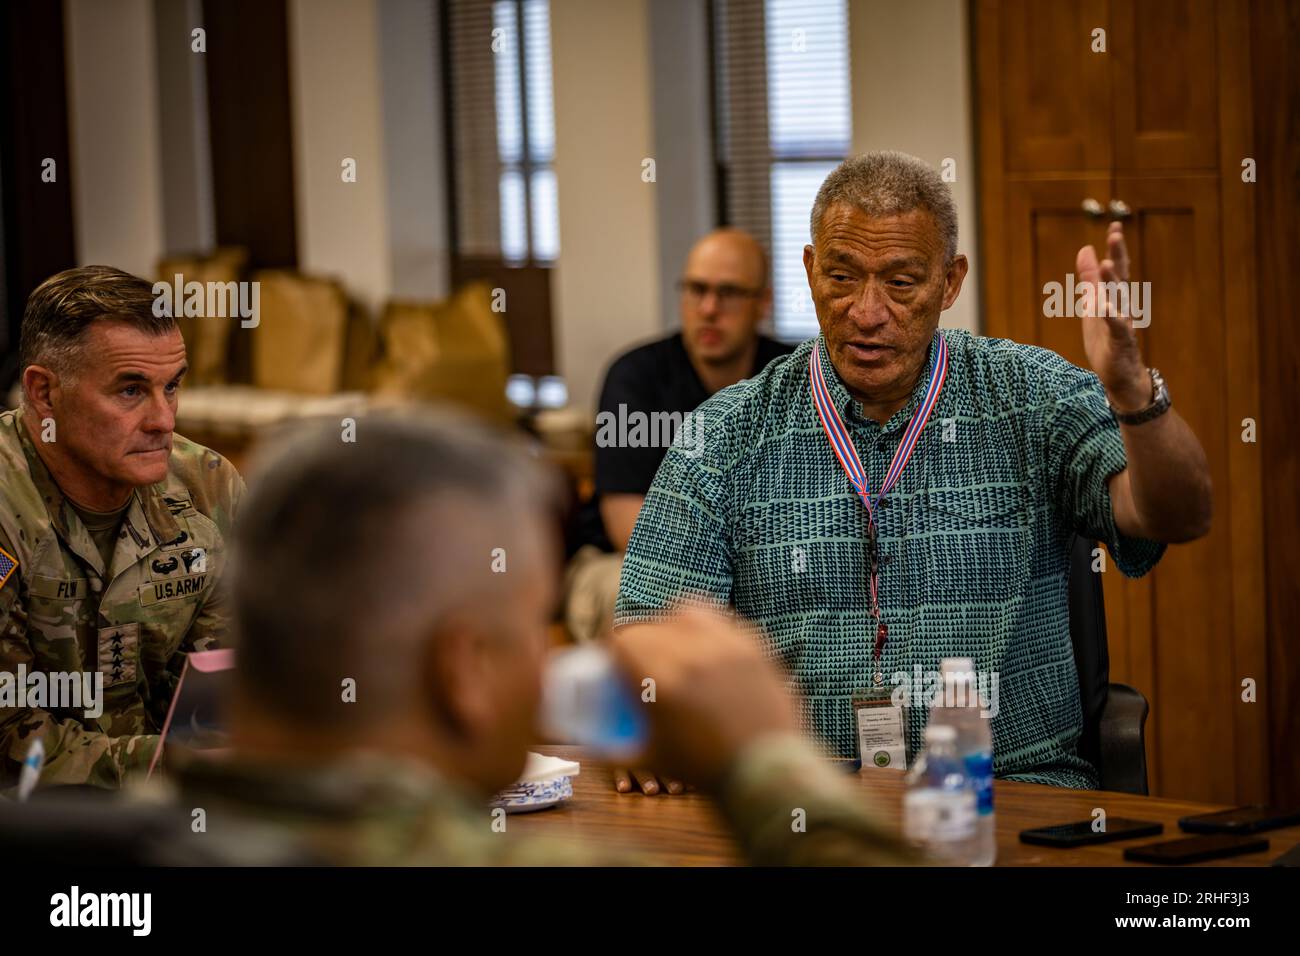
201, 0, 297, 269
1252, 0, 1300, 809
1111, 0, 1219, 172
1000, 177, 1113, 362
995, 0, 1113, 173
994, 180, 1242, 799
1213, 0, 1267, 806
1114, 176, 1242, 803
972, 0, 1009, 332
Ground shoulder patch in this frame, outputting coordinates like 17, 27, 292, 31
0, 545, 17, 589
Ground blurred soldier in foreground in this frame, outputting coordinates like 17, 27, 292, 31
0, 266, 243, 789
163, 413, 911, 865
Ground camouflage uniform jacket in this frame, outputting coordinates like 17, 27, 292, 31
0, 409, 243, 789
165, 736, 917, 866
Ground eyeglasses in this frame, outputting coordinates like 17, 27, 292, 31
677, 279, 763, 309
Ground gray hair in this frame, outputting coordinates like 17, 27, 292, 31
228, 410, 559, 728
809, 151, 958, 263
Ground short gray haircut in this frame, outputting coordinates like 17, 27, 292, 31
19, 265, 176, 402
229, 410, 559, 728
809, 151, 959, 263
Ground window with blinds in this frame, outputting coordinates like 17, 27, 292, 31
712, 0, 852, 341
446, 0, 558, 266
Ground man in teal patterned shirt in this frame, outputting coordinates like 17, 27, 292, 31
615, 152, 1212, 789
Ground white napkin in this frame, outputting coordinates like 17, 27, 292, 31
515, 752, 581, 785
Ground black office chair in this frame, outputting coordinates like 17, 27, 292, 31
1067, 534, 1150, 794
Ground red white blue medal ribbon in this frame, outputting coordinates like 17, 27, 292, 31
808, 333, 949, 683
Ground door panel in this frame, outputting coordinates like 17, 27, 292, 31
1111, 176, 1237, 802
996, 0, 1113, 173
1111, 0, 1219, 171
998, 178, 1113, 366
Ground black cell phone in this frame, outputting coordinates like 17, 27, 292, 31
1178, 805, 1300, 835
1019, 818, 1163, 847
1124, 834, 1269, 865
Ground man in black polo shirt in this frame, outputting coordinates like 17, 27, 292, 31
564, 228, 792, 641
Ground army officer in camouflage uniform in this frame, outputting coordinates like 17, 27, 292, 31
0, 265, 243, 789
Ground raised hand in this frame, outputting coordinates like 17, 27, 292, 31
1075, 221, 1150, 412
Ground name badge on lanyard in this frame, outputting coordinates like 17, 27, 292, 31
809, 334, 948, 768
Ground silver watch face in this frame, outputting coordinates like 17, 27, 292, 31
1150, 368, 1168, 402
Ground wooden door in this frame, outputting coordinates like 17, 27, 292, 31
974, 0, 1267, 802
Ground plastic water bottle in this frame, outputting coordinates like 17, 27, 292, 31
903, 724, 979, 864
929, 657, 996, 866
538, 644, 648, 761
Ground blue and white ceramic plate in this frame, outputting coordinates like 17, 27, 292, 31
489, 775, 574, 813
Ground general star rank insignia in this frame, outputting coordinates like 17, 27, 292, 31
97, 623, 140, 688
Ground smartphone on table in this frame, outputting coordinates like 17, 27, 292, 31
1124, 834, 1269, 865
1019, 818, 1163, 848
1178, 805, 1300, 835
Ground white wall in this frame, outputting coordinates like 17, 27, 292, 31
551, 0, 662, 413
849, 0, 980, 333
288, 0, 391, 314
65, 0, 166, 277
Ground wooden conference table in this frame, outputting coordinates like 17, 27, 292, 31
515, 746, 1297, 866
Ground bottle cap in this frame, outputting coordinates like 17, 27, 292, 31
924, 724, 957, 743
940, 657, 975, 674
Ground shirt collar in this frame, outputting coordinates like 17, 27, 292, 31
814, 332, 941, 433
16, 412, 73, 539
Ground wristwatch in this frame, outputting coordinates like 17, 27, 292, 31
1108, 367, 1171, 425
